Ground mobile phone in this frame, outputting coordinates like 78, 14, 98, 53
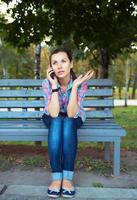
50, 71, 56, 79
50, 64, 56, 79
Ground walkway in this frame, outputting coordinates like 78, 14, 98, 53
1, 184, 137, 199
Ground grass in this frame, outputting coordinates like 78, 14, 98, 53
0, 156, 12, 171
113, 87, 137, 99
113, 107, 137, 150
0, 154, 127, 174
75, 157, 113, 175
92, 182, 104, 188
22, 155, 48, 170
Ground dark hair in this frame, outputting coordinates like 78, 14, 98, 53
49, 47, 77, 80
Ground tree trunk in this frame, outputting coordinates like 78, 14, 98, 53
132, 73, 137, 99
34, 44, 41, 79
34, 43, 42, 146
124, 61, 129, 107
99, 48, 109, 78
118, 86, 122, 99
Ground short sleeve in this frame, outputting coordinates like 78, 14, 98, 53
42, 79, 52, 113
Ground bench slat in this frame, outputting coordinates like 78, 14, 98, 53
84, 100, 113, 107
0, 123, 122, 129
0, 135, 121, 142
0, 119, 116, 125
0, 79, 113, 87
0, 90, 42, 97
0, 88, 113, 98
87, 79, 113, 86
0, 127, 126, 137
0, 99, 113, 108
0, 110, 113, 119
86, 89, 113, 97
0, 100, 44, 108
0, 79, 43, 87
86, 110, 113, 118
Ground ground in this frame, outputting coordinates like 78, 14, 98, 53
0, 144, 137, 188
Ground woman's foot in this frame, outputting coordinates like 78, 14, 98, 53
62, 180, 75, 198
49, 180, 62, 190
62, 180, 74, 189
47, 180, 62, 198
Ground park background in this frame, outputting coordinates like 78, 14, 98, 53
0, 0, 137, 181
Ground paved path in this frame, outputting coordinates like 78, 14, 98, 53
0, 184, 137, 200
1, 170, 137, 188
114, 99, 137, 106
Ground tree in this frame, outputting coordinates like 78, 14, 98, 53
0, 37, 35, 78
1, 0, 137, 77
109, 49, 137, 99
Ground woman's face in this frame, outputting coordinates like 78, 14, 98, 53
50, 52, 73, 79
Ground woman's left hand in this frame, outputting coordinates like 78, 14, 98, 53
73, 70, 94, 88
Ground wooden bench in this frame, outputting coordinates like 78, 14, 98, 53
0, 79, 127, 176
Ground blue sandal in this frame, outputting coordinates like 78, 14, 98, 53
47, 188, 61, 198
62, 187, 75, 198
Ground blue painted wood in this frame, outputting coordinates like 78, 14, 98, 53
0, 79, 43, 87
0, 100, 44, 108
0, 99, 113, 108
85, 89, 113, 97
87, 79, 113, 86
114, 140, 121, 176
83, 100, 114, 107
0, 79, 113, 87
0, 90, 43, 97
0, 110, 113, 119
0, 135, 120, 142
0, 88, 113, 97
0, 126, 126, 137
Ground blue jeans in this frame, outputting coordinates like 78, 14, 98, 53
42, 113, 83, 181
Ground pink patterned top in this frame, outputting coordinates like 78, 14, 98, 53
42, 78, 87, 122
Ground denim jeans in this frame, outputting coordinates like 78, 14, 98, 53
42, 113, 83, 181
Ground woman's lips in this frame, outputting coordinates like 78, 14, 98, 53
58, 71, 64, 75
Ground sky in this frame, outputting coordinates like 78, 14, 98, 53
0, 0, 17, 22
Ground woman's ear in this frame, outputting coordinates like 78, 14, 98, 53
70, 61, 73, 69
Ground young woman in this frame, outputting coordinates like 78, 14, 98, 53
42, 47, 94, 198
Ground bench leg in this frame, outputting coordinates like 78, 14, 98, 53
104, 142, 110, 161
113, 140, 120, 176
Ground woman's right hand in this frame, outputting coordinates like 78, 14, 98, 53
46, 67, 58, 88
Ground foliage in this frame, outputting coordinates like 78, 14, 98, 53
1, 0, 137, 78
0, 37, 35, 78
108, 50, 137, 99
1, 0, 137, 55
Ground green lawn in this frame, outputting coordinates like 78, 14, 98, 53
113, 106, 137, 150
113, 87, 137, 99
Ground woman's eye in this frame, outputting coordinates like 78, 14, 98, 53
62, 60, 66, 63
52, 61, 57, 65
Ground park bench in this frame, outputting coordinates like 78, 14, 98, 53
0, 79, 127, 176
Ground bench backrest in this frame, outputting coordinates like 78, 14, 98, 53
0, 79, 114, 120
